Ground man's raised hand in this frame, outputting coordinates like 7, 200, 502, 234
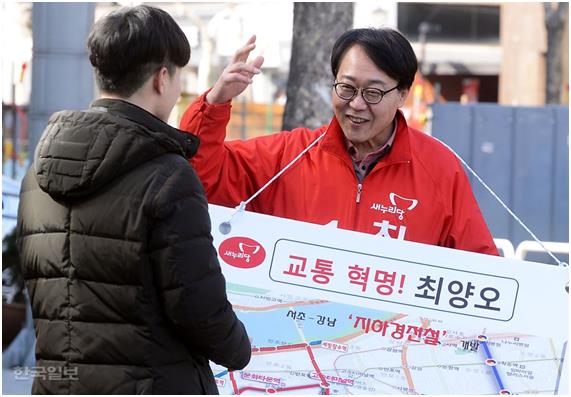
206, 35, 265, 104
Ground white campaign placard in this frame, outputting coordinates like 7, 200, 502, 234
208, 204, 569, 395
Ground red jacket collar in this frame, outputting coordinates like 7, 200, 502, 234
320, 109, 412, 166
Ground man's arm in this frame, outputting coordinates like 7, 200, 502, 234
149, 162, 251, 369
180, 91, 311, 209
180, 36, 304, 209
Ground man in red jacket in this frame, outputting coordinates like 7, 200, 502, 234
180, 28, 498, 256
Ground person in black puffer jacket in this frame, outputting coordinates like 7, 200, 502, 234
16, 5, 250, 394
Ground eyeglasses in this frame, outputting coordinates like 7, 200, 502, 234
333, 82, 399, 104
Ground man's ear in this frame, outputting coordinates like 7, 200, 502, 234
396, 88, 410, 108
153, 66, 169, 95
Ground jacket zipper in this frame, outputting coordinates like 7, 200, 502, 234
353, 162, 409, 230
353, 182, 363, 231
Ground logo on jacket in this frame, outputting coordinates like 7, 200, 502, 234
219, 237, 266, 269
370, 192, 419, 220
389, 192, 419, 211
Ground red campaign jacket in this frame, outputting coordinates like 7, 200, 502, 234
180, 92, 498, 256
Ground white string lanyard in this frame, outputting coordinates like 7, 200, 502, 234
435, 138, 568, 267
217, 128, 567, 267
218, 130, 327, 235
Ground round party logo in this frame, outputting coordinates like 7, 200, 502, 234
218, 237, 266, 269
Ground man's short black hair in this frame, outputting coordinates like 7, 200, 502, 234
87, 5, 190, 97
331, 28, 418, 90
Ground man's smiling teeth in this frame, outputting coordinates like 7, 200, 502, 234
348, 115, 368, 123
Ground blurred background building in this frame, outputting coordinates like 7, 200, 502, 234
1, 3, 569, 392
2, 2, 569, 149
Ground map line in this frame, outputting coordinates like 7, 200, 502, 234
237, 383, 323, 394
215, 370, 228, 378
554, 341, 567, 395
480, 338, 506, 393
234, 299, 328, 312
306, 344, 330, 395
229, 371, 239, 394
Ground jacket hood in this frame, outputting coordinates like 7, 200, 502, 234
34, 99, 199, 200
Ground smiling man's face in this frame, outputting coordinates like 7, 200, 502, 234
332, 44, 408, 157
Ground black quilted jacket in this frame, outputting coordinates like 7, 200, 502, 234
16, 99, 250, 394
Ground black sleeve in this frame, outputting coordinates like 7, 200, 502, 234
148, 161, 251, 370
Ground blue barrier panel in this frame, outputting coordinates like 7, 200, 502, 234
470, 104, 514, 240
512, 107, 554, 244
431, 103, 569, 248
431, 103, 473, 166
553, 106, 569, 242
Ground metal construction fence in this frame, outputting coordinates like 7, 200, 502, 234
432, 103, 569, 262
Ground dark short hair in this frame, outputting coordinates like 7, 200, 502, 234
87, 5, 190, 97
331, 28, 417, 90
